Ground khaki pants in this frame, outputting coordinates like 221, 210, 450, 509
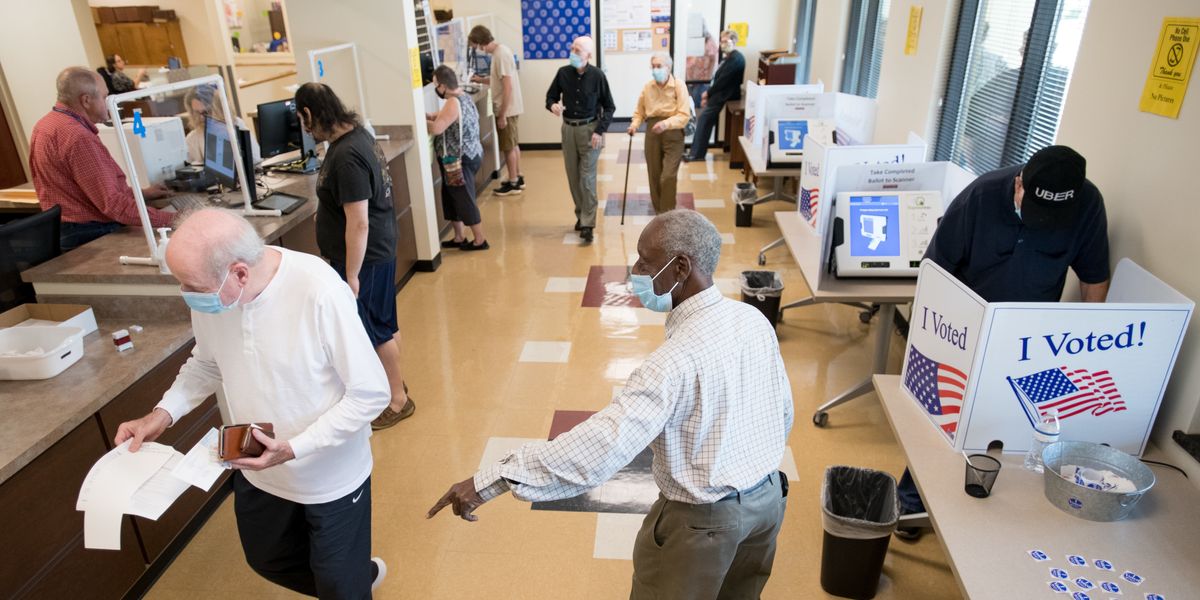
630, 472, 788, 600
562, 122, 602, 228
644, 118, 684, 214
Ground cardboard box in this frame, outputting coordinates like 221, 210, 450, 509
0, 304, 98, 336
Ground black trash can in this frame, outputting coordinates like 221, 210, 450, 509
734, 182, 757, 227
740, 271, 783, 329
819, 466, 899, 599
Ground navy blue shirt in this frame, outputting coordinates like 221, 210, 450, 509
924, 165, 1109, 302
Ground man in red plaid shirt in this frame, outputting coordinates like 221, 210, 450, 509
29, 67, 175, 250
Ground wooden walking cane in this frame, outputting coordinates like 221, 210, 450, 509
620, 131, 634, 225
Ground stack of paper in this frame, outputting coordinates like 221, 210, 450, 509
77, 428, 227, 550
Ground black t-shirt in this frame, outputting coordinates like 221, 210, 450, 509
924, 165, 1109, 302
315, 127, 396, 264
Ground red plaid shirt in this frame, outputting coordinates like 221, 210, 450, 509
28, 104, 172, 227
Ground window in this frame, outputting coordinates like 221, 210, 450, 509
792, 0, 819, 84
933, 0, 1090, 175
840, 0, 891, 98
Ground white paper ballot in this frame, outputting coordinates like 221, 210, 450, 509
84, 509, 124, 551
77, 440, 180, 550
127, 453, 191, 520
171, 428, 227, 491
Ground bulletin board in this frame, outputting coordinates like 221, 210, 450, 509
522, 0, 593, 60
600, 0, 672, 55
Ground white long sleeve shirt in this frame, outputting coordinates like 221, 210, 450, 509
474, 285, 794, 505
157, 247, 390, 504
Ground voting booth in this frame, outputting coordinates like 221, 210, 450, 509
741, 83, 879, 169
901, 259, 1194, 455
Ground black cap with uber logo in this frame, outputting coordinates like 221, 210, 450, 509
1020, 145, 1087, 229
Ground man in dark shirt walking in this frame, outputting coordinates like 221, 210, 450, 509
686, 29, 745, 162
545, 36, 616, 244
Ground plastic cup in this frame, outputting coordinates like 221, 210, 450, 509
964, 454, 1001, 498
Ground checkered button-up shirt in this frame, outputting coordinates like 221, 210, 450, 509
475, 286, 794, 504
28, 104, 173, 227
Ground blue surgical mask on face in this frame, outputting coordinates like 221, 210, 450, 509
630, 256, 680, 313
651, 67, 669, 83
569, 52, 585, 69
181, 269, 242, 314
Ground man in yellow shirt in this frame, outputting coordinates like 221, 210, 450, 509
627, 52, 692, 214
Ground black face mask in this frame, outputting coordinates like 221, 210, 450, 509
435, 87, 446, 99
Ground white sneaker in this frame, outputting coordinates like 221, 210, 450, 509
371, 557, 387, 592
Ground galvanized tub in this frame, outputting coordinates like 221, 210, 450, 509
1042, 441, 1155, 522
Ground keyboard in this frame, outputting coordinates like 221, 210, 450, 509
170, 195, 207, 213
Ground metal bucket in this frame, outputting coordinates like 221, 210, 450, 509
1041, 441, 1155, 522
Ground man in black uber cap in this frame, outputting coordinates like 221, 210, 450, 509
895, 145, 1111, 539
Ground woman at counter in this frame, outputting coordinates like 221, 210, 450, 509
183, 83, 260, 166
294, 82, 415, 430
427, 65, 489, 251
101, 54, 144, 94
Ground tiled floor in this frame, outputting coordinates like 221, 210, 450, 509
145, 136, 961, 599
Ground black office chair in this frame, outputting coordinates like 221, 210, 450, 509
97, 67, 117, 95
0, 206, 61, 312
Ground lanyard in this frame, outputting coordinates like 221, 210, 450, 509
52, 106, 96, 133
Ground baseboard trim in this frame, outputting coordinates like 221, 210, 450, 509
519, 143, 561, 151
414, 253, 443, 272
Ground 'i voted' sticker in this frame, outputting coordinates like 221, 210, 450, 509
1051, 568, 1070, 579
1029, 549, 1050, 561
1074, 578, 1095, 590
1122, 571, 1144, 585
1094, 559, 1115, 571
1048, 581, 1070, 593
1099, 581, 1121, 594
1144, 594, 1165, 600
1072, 592, 1091, 600
1068, 555, 1088, 566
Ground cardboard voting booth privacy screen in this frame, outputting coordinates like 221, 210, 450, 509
799, 133, 928, 238
743, 82, 827, 155
901, 259, 1194, 455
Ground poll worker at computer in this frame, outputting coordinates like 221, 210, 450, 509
894, 144, 1111, 540
29, 67, 174, 250
185, 83, 260, 167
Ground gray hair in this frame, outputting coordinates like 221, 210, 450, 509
56, 67, 101, 104
656, 209, 722, 276
183, 208, 265, 282
721, 28, 739, 45
651, 52, 673, 70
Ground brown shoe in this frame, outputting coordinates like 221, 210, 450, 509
372, 397, 415, 430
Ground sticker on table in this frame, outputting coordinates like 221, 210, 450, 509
1072, 592, 1091, 600
1029, 549, 1050, 561
1069, 497, 1084, 509
1051, 568, 1070, 580
1094, 559, 1115, 571
1075, 577, 1095, 590
1068, 554, 1088, 567
1049, 581, 1071, 593
1144, 594, 1165, 600
1099, 581, 1121, 594
1122, 571, 1144, 585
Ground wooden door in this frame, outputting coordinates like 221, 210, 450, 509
165, 21, 189, 64
142, 24, 172, 65
0, 100, 25, 188
114, 24, 149, 64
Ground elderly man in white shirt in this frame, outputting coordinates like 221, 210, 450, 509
428, 209, 793, 599
115, 208, 391, 598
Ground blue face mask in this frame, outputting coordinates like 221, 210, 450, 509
181, 269, 242, 314
569, 52, 585, 69
651, 67, 669, 83
630, 256, 680, 313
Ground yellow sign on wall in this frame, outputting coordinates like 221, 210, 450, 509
409, 46, 423, 89
1139, 17, 1200, 119
904, 5, 924, 56
728, 22, 748, 47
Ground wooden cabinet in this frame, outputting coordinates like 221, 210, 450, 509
724, 100, 746, 169
387, 155, 419, 285
96, 20, 189, 66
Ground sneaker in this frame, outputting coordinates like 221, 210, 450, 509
894, 526, 924, 541
517, 175, 526, 189
462, 239, 490, 251
371, 398, 415, 430
580, 227, 594, 243
441, 238, 465, 248
494, 181, 522, 196
371, 557, 387, 592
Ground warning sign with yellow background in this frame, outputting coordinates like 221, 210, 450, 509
1139, 17, 1200, 119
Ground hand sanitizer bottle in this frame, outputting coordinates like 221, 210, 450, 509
1023, 408, 1060, 473
155, 227, 172, 274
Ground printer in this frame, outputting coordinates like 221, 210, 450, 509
767, 118, 835, 168
829, 190, 944, 278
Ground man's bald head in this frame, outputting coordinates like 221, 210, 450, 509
56, 67, 108, 123
572, 36, 595, 62
167, 209, 264, 290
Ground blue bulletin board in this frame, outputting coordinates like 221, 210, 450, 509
522, 0, 592, 60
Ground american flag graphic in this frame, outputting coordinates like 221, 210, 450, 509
903, 345, 969, 437
800, 186, 820, 225
1008, 366, 1126, 425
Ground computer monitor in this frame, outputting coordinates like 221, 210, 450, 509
167, 56, 182, 69
256, 99, 319, 172
203, 115, 238, 188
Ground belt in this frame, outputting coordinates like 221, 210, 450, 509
563, 116, 596, 126
719, 473, 774, 502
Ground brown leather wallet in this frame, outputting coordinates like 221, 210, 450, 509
219, 423, 275, 460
